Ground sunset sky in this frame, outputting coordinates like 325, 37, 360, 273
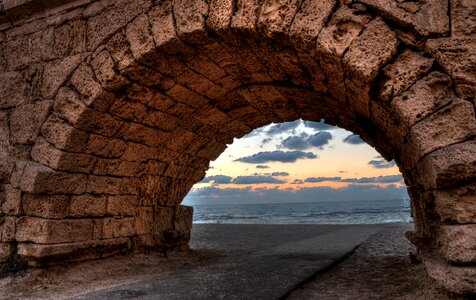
183, 119, 409, 205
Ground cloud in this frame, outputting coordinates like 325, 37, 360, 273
368, 157, 397, 169
304, 120, 336, 131
233, 175, 286, 184
291, 179, 304, 184
341, 175, 403, 184
256, 165, 270, 169
266, 120, 301, 135
307, 131, 333, 148
305, 177, 342, 183
279, 131, 333, 150
235, 150, 317, 164
183, 184, 408, 205
303, 175, 403, 184
271, 172, 289, 177
280, 134, 310, 150
200, 175, 233, 184
343, 134, 365, 145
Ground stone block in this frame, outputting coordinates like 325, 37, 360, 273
107, 195, 138, 216
120, 123, 171, 147
92, 159, 143, 177
108, 96, 147, 122
86, 0, 151, 51
10, 100, 53, 145
231, 0, 263, 31
173, 0, 209, 45
154, 206, 174, 232
409, 99, 476, 158
41, 114, 89, 152
0, 71, 27, 109
87, 134, 127, 158
31, 138, 96, 173
86, 175, 123, 195
0, 111, 10, 142
357, 0, 449, 36
125, 13, 155, 60
426, 37, 476, 101
2, 217, 16, 242
19, 162, 88, 194
15, 217, 93, 244
41, 54, 85, 98
22, 193, 70, 219
258, 0, 302, 39
2, 185, 22, 216
206, 0, 233, 32
102, 217, 135, 239
17, 238, 131, 266
70, 194, 107, 217
343, 18, 399, 117
69, 62, 112, 111
415, 140, 476, 190
0, 243, 13, 262
134, 207, 153, 235
174, 205, 193, 233
142, 110, 178, 131
379, 50, 434, 102
289, 0, 336, 48
433, 183, 476, 223
424, 255, 476, 294
90, 49, 129, 91
392, 72, 453, 128
450, 0, 476, 37
438, 224, 476, 263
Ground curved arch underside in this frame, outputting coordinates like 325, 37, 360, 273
0, 0, 475, 294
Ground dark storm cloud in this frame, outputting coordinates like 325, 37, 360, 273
256, 165, 270, 169
271, 172, 289, 177
305, 177, 342, 183
280, 134, 310, 150
343, 134, 365, 145
307, 131, 333, 148
233, 175, 286, 184
368, 157, 397, 169
279, 131, 333, 150
200, 175, 233, 184
235, 150, 318, 164
303, 120, 336, 131
266, 120, 301, 135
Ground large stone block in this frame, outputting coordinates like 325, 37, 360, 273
425, 255, 476, 294
9, 100, 53, 145
119, 122, 171, 147
415, 140, 476, 190
87, 134, 127, 158
41, 114, 89, 152
31, 138, 96, 173
19, 162, 88, 194
41, 54, 85, 98
409, 99, 476, 159
125, 13, 155, 60
0, 243, 13, 262
102, 217, 135, 239
0, 71, 27, 109
17, 238, 131, 266
92, 159, 143, 177
174, 205, 193, 233
90, 49, 130, 91
22, 194, 70, 219
258, 0, 302, 39
2, 185, 22, 216
438, 224, 476, 263
134, 207, 153, 235
433, 183, 476, 224
107, 195, 138, 216
1, 217, 16, 242
70, 194, 107, 217
15, 217, 93, 244
173, 0, 209, 45
154, 206, 174, 232
379, 50, 434, 102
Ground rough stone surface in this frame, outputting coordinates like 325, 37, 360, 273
0, 0, 475, 295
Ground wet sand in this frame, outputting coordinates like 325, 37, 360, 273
0, 223, 462, 299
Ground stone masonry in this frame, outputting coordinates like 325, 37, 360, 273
0, 0, 475, 294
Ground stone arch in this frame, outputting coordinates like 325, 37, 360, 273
0, 0, 475, 294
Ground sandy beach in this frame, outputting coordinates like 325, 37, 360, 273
0, 223, 463, 299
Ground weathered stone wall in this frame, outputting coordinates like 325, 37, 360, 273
0, 0, 474, 294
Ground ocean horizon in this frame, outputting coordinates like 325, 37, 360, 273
191, 198, 413, 225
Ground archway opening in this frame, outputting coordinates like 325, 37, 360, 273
184, 119, 412, 225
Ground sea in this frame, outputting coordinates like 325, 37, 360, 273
192, 199, 413, 225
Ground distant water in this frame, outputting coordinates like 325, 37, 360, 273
192, 199, 413, 224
